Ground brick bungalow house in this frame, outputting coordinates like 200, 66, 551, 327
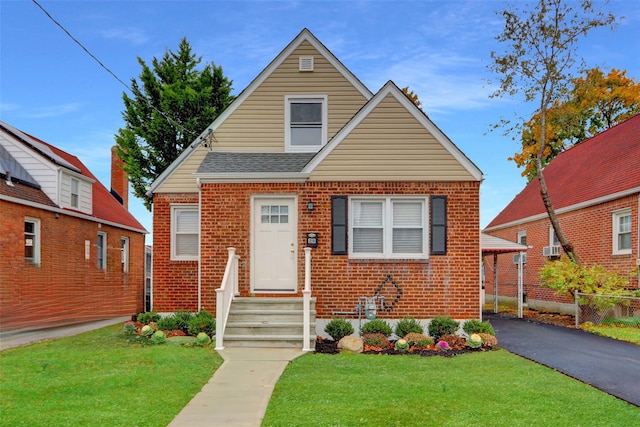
149, 29, 483, 347
484, 114, 640, 314
0, 121, 147, 332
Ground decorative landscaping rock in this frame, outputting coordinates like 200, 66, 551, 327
337, 336, 364, 353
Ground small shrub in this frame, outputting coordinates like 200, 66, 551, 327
188, 310, 215, 336
394, 339, 409, 352
140, 325, 154, 337
157, 315, 180, 331
394, 317, 424, 337
137, 311, 161, 325
466, 334, 482, 349
360, 319, 393, 337
151, 330, 167, 345
362, 333, 391, 349
324, 318, 354, 341
463, 319, 495, 335
123, 321, 137, 335
174, 310, 194, 332
403, 332, 431, 347
428, 316, 459, 341
440, 334, 466, 349
195, 332, 211, 346
477, 333, 498, 348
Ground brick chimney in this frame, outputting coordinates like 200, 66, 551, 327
110, 146, 128, 210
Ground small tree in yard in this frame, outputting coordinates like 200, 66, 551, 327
488, 0, 615, 264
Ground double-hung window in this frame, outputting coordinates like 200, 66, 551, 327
121, 236, 130, 273
25, 218, 41, 265
613, 209, 632, 255
97, 232, 107, 270
350, 197, 426, 259
171, 205, 199, 260
285, 95, 327, 152
71, 178, 79, 208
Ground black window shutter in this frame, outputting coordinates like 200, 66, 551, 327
431, 196, 447, 255
331, 196, 348, 255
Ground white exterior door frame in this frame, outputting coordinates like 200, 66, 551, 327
250, 195, 298, 293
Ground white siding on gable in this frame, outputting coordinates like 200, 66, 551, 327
309, 94, 478, 182
0, 133, 59, 202
60, 171, 92, 214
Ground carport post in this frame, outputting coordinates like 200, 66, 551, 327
493, 254, 498, 313
517, 251, 524, 318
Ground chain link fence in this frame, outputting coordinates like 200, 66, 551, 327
575, 293, 640, 328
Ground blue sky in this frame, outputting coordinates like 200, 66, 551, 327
2, 0, 639, 243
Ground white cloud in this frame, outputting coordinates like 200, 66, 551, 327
101, 27, 149, 46
23, 103, 81, 119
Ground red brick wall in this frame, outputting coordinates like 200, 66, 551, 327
153, 181, 481, 319
0, 200, 145, 331
485, 194, 639, 305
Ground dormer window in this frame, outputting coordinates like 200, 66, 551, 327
71, 178, 79, 208
285, 95, 327, 152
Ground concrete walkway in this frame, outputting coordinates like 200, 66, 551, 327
168, 347, 303, 427
486, 314, 640, 407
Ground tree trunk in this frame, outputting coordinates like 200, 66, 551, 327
537, 102, 580, 265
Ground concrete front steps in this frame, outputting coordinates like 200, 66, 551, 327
223, 297, 316, 348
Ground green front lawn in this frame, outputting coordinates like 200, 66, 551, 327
263, 351, 639, 426
581, 324, 640, 344
0, 324, 222, 427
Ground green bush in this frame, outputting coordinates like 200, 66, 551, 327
403, 332, 432, 347
195, 332, 211, 346
394, 317, 424, 337
428, 316, 459, 341
157, 315, 180, 331
187, 310, 215, 336
362, 333, 391, 349
463, 319, 495, 335
137, 311, 161, 325
360, 319, 393, 337
174, 310, 194, 332
324, 318, 354, 341
151, 330, 167, 345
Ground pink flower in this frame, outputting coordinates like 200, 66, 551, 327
436, 340, 450, 351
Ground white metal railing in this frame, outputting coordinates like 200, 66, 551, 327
215, 247, 239, 350
302, 247, 313, 351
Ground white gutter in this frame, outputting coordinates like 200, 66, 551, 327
0, 194, 148, 234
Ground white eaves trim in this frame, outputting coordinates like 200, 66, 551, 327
148, 28, 373, 196
195, 172, 309, 184
302, 81, 483, 181
484, 186, 640, 232
0, 193, 148, 235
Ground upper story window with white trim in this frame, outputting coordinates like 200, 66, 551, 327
97, 232, 107, 270
613, 209, 632, 255
349, 197, 427, 259
517, 230, 527, 246
171, 205, 199, 261
25, 217, 41, 266
70, 178, 79, 208
285, 95, 327, 152
549, 227, 560, 246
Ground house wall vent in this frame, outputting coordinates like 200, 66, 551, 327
299, 56, 314, 71
543, 245, 561, 257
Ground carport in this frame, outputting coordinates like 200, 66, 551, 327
481, 233, 528, 319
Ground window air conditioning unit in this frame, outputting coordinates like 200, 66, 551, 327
543, 245, 561, 257
513, 253, 527, 264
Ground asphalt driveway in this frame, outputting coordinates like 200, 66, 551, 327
486, 314, 640, 407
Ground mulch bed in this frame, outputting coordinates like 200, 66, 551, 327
490, 308, 576, 328
314, 337, 494, 357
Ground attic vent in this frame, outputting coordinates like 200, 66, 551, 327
299, 56, 314, 71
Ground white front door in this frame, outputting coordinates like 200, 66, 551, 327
252, 197, 297, 292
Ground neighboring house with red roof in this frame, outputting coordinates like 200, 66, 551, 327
484, 114, 640, 313
148, 29, 483, 348
0, 121, 147, 332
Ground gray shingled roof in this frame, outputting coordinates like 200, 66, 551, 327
197, 152, 317, 174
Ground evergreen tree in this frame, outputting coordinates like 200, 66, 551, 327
115, 38, 233, 210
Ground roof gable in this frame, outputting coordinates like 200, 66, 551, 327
486, 114, 640, 229
149, 28, 373, 194
303, 81, 483, 181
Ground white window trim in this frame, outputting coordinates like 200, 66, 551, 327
549, 226, 560, 247
97, 231, 107, 270
70, 178, 79, 208
517, 230, 527, 246
284, 95, 328, 152
121, 236, 130, 273
612, 208, 632, 255
25, 217, 41, 266
171, 204, 199, 261
348, 196, 428, 260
